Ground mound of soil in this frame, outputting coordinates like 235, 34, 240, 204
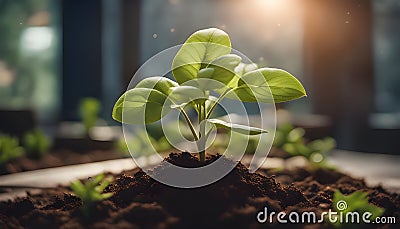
1, 152, 399, 228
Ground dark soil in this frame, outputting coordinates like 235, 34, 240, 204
1, 150, 125, 175
1, 152, 399, 228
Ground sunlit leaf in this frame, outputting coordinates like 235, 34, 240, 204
234, 62, 258, 76
198, 54, 242, 86
228, 68, 306, 103
169, 85, 206, 105
112, 88, 169, 124
207, 119, 267, 135
172, 28, 231, 84
135, 76, 178, 95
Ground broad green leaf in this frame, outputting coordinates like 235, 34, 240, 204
172, 28, 231, 84
112, 88, 169, 124
238, 68, 306, 103
198, 54, 242, 86
135, 76, 178, 95
207, 119, 267, 135
197, 68, 215, 79
230, 84, 274, 103
169, 86, 206, 105
234, 62, 258, 76
225, 62, 258, 89
229, 68, 306, 103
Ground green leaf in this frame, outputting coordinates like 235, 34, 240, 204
172, 28, 231, 84
333, 190, 384, 221
198, 54, 242, 86
229, 68, 306, 103
0, 134, 25, 164
231, 84, 274, 103
101, 193, 113, 199
70, 180, 85, 194
224, 62, 258, 89
92, 174, 105, 184
23, 129, 50, 159
287, 128, 305, 143
234, 62, 258, 76
207, 119, 267, 135
79, 97, 101, 132
308, 137, 336, 154
70, 174, 113, 206
169, 86, 206, 105
112, 88, 169, 124
197, 68, 215, 78
135, 76, 178, 95
283, 142, 311, 157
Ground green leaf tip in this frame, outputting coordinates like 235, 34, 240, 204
207, 119, 267, 135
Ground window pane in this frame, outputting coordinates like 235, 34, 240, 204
0, 0, 60, 123
373, 0, 400, 113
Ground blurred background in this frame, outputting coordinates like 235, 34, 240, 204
0, 0, 399, 172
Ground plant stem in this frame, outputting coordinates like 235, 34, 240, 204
198, 104, 202, 125
205, 88, 232, 119
198, 88, 232, 162
178, 107, 199, 141
198, 102, 207, 162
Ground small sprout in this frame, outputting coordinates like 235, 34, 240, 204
273, 123, 305, 148
79, 97, 101, 135
0, 133, 25, 165
273, 124, 336, 168
283, 137, 336, 168
70, 174, 113, 216
112, 28, 307, 162
23, 129, 51, 159
332, 190, 384, 226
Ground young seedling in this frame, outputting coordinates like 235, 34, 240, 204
112, 28, 306, 162
23, 129, 51, 159
0, 133, 25, 165
79, 97, 101, 136
272, 124, 336, 168
332, 190, 384, 226
273, 123, 305, 148
282, 136, 336, 168
70, 174, 113, 217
